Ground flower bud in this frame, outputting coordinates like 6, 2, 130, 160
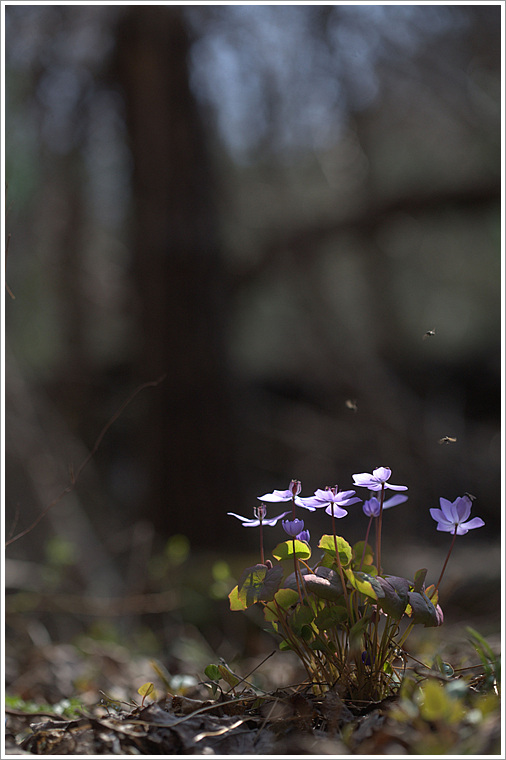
282, 518, 304, 537
290, 479, 302, 496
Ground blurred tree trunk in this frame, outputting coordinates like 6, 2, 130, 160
113, 6, 239, 546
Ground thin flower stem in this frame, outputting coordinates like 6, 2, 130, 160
267, 601, 311, 671
287, 490, 304, 602
293, 539, 303, 603
430, 526, 458, 599
259, 519, 265, 565
396, 620, 415, 649
331, 512, 350, 612
376, 484, 385, 574
359, 516, 374, 572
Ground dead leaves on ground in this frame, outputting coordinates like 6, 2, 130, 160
6, 689, 406, 755
6, 681, 502, 755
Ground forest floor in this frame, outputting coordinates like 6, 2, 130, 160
5, 545, 502, 755
4, 622, 502, 756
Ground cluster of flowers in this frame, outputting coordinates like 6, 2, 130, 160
226, 467, 485, 699
229, 467, 484, 567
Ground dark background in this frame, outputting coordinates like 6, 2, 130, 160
4, 4, 502, 676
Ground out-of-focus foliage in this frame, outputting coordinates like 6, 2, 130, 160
4, 6, 501, 691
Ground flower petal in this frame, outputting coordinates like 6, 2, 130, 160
363, 497, 380, 517
430, 508, 449, 526
435, 522, 454, 532
353, 473, 377, 487
227, 512, 259, 526
455, 496, 472, 523
338, 496, 362, 507
438, 498, 456, 522
325, 504, 348, 518
459, 517, 485, 533
334, 490, 357, 501
263, 510, 291, 526
258, 489, 292, 502
383, 494, 408, 509
373, 466, 391, 481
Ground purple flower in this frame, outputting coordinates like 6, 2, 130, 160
228, 506, 290, 527
430, 495, 485, 535
300, 486, 361, 518
258, 479, 311, 508
352, 467, 407, 492
296, 529, 310, 544
282, 518, 305, 537
362, 492, 408, 517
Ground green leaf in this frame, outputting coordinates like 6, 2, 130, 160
284, 566, 343, 601
218, 664, 240, 689
288, 604, 314, 634
413, 568, 428, 593
137, 682, 155, 703
359, 564, 378, 576
417, 680, 465, 724
228, 585, 247, 611
376, 575, 410, 618
345, 569, 382, 600
466, 626, 496, 663
303, 568, 344, 601
349, 614, 371, 639
204, 664, 222, 682
310, 636, 333, 653
315, 605, 348, 631
263, 588, 299, 622
272, 540, 311, 561
233, 563, 284, 608
406, 590, 439, 627
353, 541, 374, 567
137, 682, 154, 698
318, 535, 352, 566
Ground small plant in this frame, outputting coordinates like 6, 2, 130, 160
227, 469, 485, 703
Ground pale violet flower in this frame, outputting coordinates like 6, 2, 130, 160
297, 529, 310, 544
228, 506, 290, 527
430, 495, 485, 535
300, 486, 361, 519
362, 492, 408, 517
258, 479, 311, 509
353, 467, 407, 492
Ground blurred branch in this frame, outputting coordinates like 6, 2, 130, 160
236, 181, 500, 286
5, 375, 166, 548
5, 233, 16, 300
5, 587, 178, 616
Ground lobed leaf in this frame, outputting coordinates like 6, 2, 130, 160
237, 563, 284, 607
318, 535, 352, 566
353, 541, 374, 568
263, 588, 299, 622
288, 604, 314, 634
406, 589, 440, 627
345, 569, 383, 600
315, 605, 349, 631
376, 575, 410, 618
413, 568, 428, 593
284, 566, 343, 601
272, 540, 311, 561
